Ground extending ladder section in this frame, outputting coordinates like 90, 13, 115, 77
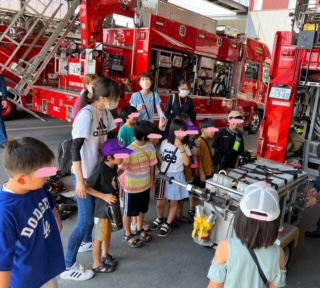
0, 0, 80, 120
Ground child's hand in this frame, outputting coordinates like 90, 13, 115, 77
307, 188, 318, 197
174, 138, 184, 150
76, 179, 87, 199
103, 194, 118, 205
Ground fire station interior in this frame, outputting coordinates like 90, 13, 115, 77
3, 0, 320, 287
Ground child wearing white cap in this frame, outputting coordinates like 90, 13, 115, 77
207, 181, 286, 288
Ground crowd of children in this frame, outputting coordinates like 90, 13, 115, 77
0, 72, 266, 287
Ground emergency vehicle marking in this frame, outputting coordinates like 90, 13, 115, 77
272, 100, 290, 107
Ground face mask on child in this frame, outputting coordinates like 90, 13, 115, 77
140, 80, 152, 90
180, 90, 190, 98
107, 100, 120, 110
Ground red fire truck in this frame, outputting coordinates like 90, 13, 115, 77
257, 0, 320, 176
1, 0, 270, 134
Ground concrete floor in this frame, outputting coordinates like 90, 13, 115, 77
0, 110, 320, 287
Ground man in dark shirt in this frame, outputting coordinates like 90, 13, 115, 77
212, 111, 245, 172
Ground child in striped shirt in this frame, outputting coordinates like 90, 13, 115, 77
119, 121, 157, 247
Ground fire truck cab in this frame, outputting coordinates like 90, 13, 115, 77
0, 0, 270, 134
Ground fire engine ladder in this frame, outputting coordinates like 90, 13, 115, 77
0, 0, 80, 121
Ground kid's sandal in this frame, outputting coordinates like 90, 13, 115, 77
93, 263, 115, 273
102, 254, 118, 267
135, 229, 152, 242
122, 234, 143, 248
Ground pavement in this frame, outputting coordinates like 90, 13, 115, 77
1, 110, 320, 287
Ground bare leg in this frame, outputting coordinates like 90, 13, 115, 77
167, 200, 178, 224
137, 213, 145, 231
123, 215, 132, 236
93, 240, 103, 268
157, 198, 166, 218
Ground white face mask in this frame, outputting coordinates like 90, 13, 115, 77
107, 100, 119, 110
87, 85, 94, 96
140, 80, 152, 90
180, 90, 190, 98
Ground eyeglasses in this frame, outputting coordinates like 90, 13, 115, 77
229, 116, 243, 120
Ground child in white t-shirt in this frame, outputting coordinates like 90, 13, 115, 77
157, 118, 191, 237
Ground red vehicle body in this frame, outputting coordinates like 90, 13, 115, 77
257, 2, 320, 176
1, 0, 271, 134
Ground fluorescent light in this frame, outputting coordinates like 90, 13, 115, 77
168, 0, 236, 17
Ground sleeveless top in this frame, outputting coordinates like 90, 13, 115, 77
207, 237, 286, 288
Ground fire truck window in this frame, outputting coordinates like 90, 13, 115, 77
262, 66, 270, 85
245, 63, 259, 80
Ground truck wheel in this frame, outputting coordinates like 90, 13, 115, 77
248, 110, 262, 134
283, 241, 293, 266
2, 94, 17, 120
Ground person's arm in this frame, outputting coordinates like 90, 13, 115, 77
71, 138, 87, 199
85, 185, 118, 205
207, 239, 229, 288
52, 208, 63, 232
0, 75, 8, 109
175, 139, 190, 166
0, 272, 11, 288
150, 165, 155, 192
188, 99, 197, 123
269, 248, 286, 288
164, 95, 174, 120
198, 141, 206, 182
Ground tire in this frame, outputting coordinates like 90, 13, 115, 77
283, 241, 293, 266
248, 110, 262, 135
2, 93, 17, 120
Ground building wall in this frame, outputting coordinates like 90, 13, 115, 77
246, 10, 295, 51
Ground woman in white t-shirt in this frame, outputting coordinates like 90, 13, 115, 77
156, 119, 191, 238
60, 77, 120, 281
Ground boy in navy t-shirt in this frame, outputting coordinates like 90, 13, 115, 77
0, 137, 65, 288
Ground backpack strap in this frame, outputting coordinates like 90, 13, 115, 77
200, 136, 214, 162
138, 92, 151, 120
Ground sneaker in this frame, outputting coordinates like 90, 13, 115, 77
60, 263, 94, 281
143, 222, 150, 232
158, 223, 171, 237
150, 217, 166, 231
78, 242, 93, 253
130, 223, 137, 234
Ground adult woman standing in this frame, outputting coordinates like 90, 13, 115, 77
164, 79, 196, 137
130, 72, 165, 124
60, 77, 121, 281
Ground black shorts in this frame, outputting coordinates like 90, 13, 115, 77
123, 189, 150, 216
